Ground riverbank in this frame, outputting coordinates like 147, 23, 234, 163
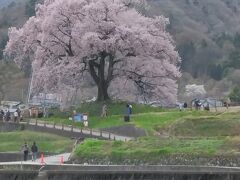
70, 153, 240, 167
1, 165, 240, 180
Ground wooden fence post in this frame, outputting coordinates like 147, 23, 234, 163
53, 122, 56, 129
62, 124, 64, 130
35, 119, 38, 126
109, 133, 111, 140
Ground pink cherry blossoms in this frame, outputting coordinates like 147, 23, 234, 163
4, 0, 181, 105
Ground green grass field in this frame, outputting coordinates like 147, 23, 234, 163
75, 137, 226, 157
0, 131, 73, 153
73, 137, 226, 163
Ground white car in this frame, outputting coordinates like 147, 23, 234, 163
0, 101, 28, 113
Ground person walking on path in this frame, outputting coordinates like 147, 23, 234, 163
101, 104, 107, 117
31, 142, 38, 162
21, 142, 29, 161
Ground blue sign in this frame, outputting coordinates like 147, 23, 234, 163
73, 114, 83, 122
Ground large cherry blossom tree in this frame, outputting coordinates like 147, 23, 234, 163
4, 0, 181, 104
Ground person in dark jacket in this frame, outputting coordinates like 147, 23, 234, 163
0, 110, 4, 121
124, 104, 131, 122
5, 110, 11, 121
31, 142, 38, 162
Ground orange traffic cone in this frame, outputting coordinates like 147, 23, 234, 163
40, 153, 45, 165
60, 156, 64, 165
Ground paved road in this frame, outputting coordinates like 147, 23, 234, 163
33, 152, 71, 165
23, 120, 135, 141
0, 153, 71, 165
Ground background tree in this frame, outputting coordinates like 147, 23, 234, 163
25, 0, 40, 17
0, 61, 27, 102
5, 0, 181, 104
229, 86, 240, 103
185, 84, 206, 99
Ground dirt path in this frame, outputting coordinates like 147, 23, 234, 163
210, 106, 240, 113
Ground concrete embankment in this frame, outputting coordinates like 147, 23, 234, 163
1, 165, 240, 180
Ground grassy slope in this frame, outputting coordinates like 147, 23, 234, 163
0, 131, 73, 153
76, 137, 225, 157
71, 105, 240, 163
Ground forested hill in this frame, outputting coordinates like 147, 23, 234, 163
146, 0, 240, 98
150, 0, 240, 36
0, 0, 19, 7
149, 0, 240, 79
0, 0, 240, 100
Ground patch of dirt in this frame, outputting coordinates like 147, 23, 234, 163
102, 124, 146, 138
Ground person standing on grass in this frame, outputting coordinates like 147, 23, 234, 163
6, 110, 11, 121
14, 110, 18, 122
124, 104, 131, 122
183, 102, 188, 110
21, 142, 29, 161
0, 110, 4, 121
31, 141, 38, 162
16, 108, 22, 121
129, 104, 132, 115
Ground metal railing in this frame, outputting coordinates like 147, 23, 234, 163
23, 119, 133, 142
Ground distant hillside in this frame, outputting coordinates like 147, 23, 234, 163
150, 0, 240, 36
0, 0, 22, 8
147, 0, 240, 98
149, 0, 240, 76
0, 0, 37, 102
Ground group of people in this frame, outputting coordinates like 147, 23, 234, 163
0, 108, 21, 122
192, 99, 210, 111
21, 141, 38, 161
0, 110, 10, 121
177, 102, 188, 111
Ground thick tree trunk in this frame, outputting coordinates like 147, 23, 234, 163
97, 82, 110, 101
88, 52, 114, 101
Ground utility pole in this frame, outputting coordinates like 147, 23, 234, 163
27, 71, 34, 104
